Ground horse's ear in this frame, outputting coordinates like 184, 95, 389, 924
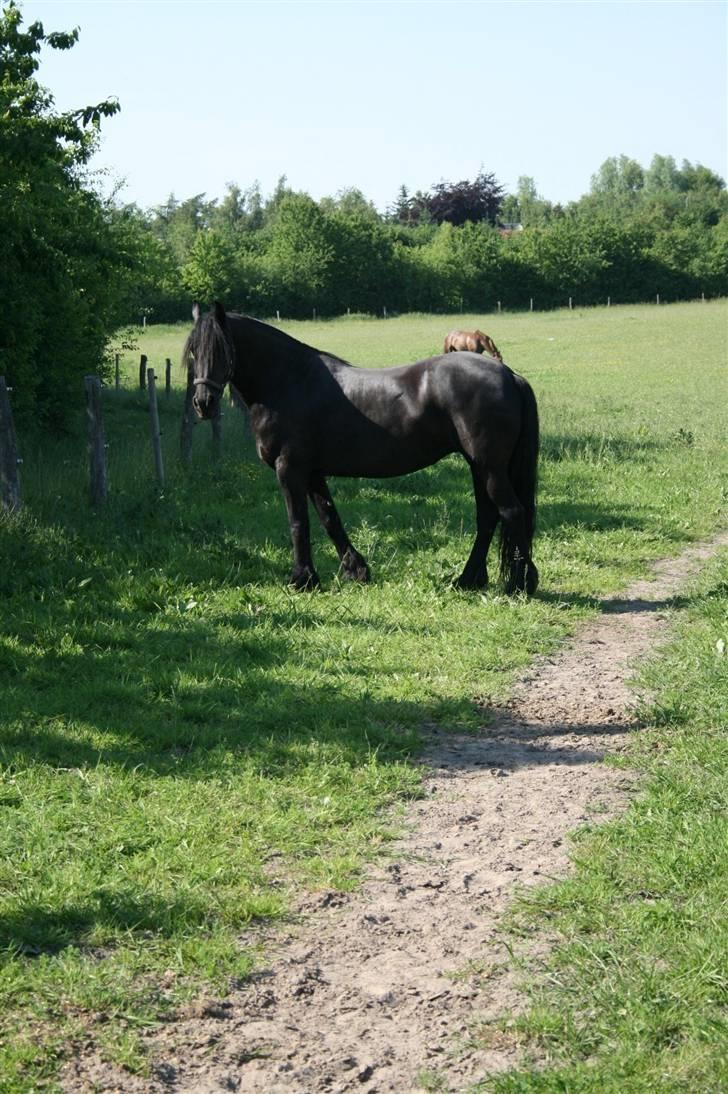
213, 301, 227, 327
192, 302, 201, 323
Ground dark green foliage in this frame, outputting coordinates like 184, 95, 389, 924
412, 170, 505, 227
144, 161, 727, 321
0, 2, 155, 428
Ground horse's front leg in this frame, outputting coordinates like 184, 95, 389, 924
308, 474, 370, 583
276, 458, 320, 590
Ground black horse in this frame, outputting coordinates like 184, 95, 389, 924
185, 303, 539, 594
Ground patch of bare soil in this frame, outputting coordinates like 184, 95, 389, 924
62, 533, 728, 1094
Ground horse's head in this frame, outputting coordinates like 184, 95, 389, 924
184, 301, 235, 419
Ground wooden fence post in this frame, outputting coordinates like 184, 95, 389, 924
180, 369, 195, 466
230, 386, 250, 435
139, 353, 147, 390
147, 368, 164, 485
0, 377, 22, 512
84, 376, 108, 506
165, 358, 172, 396
211, 405, 223, 460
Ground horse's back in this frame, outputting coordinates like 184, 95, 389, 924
444, 329, 474, 353
443, 328, 502, 361
334, 352, 514, 406
428, 352, 519, 409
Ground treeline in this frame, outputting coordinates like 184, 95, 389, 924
1, 2, 726, 428
129, 158, 728, 323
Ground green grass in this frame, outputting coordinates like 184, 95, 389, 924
482, 550, 728, 1093
1, 301, 726, 1088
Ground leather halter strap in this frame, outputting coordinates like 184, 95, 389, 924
192, 375, 228, 393
191, 340, 235, 393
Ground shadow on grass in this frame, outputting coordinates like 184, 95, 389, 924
2, 891, 206, 955
0, 606, 437, 774
541, 430, 662, 464
2, 407, 697, 786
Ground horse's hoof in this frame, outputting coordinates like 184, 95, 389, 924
342, 563, 370, 584
343, 569, 370, 584
454, 569, 488, 591
504, 561, 538, 596
289, 567, 320, 591
341, 552, 370, 583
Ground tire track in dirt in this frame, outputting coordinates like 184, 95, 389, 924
64, 532, 728, 1093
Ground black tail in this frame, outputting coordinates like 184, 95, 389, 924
499, 373, 539, 592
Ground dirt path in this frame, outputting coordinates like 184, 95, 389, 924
64, 533, 728, 1094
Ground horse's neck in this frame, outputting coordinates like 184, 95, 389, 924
229, 317, 310, 405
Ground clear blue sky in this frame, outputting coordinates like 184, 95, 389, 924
20, 0, 728, 213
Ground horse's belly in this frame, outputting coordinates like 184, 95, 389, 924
320, 432, 455, 478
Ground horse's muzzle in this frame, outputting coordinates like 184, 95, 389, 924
192, 387, 218, 419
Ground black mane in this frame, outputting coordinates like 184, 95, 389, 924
182, 310, 235, 374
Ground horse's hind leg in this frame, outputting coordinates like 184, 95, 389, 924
455, 463, 499, 590
308, 474, 370, 583
485, 469, 538, 595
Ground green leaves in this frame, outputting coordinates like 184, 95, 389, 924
0, 4, 127, 427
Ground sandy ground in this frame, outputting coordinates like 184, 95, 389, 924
62, 532, 728, 1093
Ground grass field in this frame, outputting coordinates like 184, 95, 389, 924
489, 549, 728, 1093
1, 301, 726, 1087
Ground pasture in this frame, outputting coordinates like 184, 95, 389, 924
1, 301, 726, 1087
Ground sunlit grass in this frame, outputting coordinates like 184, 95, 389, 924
1, 300, 725, 1087
485, 551, 728, 1092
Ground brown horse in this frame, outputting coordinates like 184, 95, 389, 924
443, 329, 503, 361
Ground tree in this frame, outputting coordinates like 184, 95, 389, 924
678, 160, 726, 193
0, 1, 127, 426
319, 187, 381, 222
590, 155, 644, 197
152, 193, 213, 265
326, 208, 397, 313
510, 219, 609, 306
181, 230, 239, 303
388, 184, 424, 225
644, 154, 681, 193
262, 194, 334, 315
105, 202, 185, 324
500, 177, 555, 228
425, 171, 504, 226
209, 181, 266, 236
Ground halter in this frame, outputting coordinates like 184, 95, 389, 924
190, 331, 235, 393
192, 374, 228, 393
